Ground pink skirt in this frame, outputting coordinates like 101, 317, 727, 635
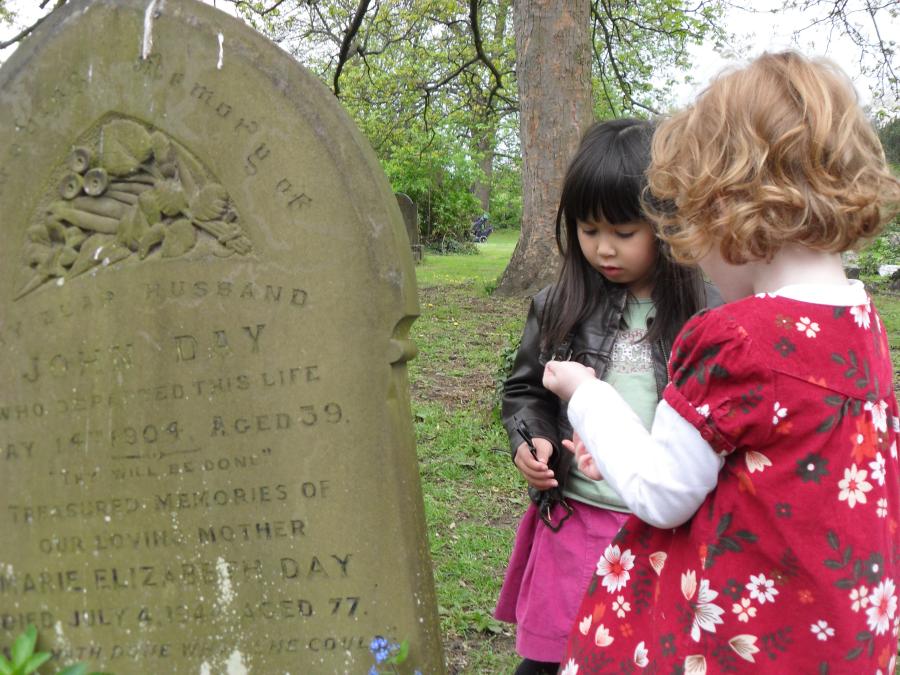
495, 500, 629, 662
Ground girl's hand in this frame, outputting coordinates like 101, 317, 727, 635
542, 361, 596, 401
513, 437, 557, 490
562, 432, 604, 481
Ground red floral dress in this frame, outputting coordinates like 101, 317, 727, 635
562, 293, 900, 674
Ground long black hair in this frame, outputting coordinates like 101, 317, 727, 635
540, 118, 705, 353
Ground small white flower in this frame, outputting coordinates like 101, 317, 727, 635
850, 301, 872, 329
870, 452, 887, 487
746, 574, 779, 604
772, 402, 788, 425
578, 614, 592, 636
690, 579, 725, 642
633, 641, 649, 668
745, 451, 772, 473
560, 658, 579, 675
612, 595, 631, 618
877, 498, 889, 518
695, 403, 710, 418
596, 544, 635, 594
866, 578, 898, 635
728, 635, 759, 663
594, 624, 614, 647
810, 619, 835, 641
851, 585, 870, 612
866, 400, 889, 433
891, 439, 898, 460
732, 597, 757, 623
649, 551, 667, 576
838, 464, 873, 508
796, 316, 820, 338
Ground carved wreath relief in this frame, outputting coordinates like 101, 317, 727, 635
17, 117, 252, 299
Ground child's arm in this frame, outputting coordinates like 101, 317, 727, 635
502, 292, 562, 489
544, 361, 723, 528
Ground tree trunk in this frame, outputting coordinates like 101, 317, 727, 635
496, 0, 592, 297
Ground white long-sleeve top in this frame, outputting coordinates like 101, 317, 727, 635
565, 280, 870, 529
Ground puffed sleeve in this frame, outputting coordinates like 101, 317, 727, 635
663, 309, 773, 456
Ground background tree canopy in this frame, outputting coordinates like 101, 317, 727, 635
1, 0, 897, 294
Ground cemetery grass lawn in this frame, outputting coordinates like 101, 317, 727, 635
410, 243, 900, 674
410, 233, 527, 674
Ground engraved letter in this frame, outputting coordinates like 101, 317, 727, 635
174, 335, 198, 362
243, 324, 265, 354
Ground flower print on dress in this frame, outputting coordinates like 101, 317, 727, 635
729, 635, 760, 663
772, 402, 788, 425
596, 544, 635, 593
684, 576, 725, 642
796, 316, 820, 338
560, 658, 579, 675
649, 551, 667, 576
578, 615, 592, 636
746, 450, 772, 473
866, 578, 897, 635
810, 619, 835, 641
746, 573, 779, 604
866, 400, 889, 433
732, 597, 757, 622
594, 624, 614, 647
851, 585, 870, 612
613, 595, 631, 618
695, 403, 710, 418
633, 641, 649, 668
797, 453, 829, 483
684, 654, 707, 674
850, 417, 878, 464
838, 463, 873, 508
877, 497, 889, 518
773, 336, 796, 357
869, 452, 886, 486
850, 299, 872, 329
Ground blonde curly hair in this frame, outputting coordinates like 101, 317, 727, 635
646, 51, 900, 264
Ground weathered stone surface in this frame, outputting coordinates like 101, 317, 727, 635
0, 1, 442, 673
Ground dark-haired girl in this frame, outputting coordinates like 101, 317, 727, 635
494, 118, 719, 675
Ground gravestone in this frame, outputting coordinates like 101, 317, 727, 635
0, 1, 443, 673
394, 193, 422, 264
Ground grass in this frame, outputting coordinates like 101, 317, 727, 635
415, 229, 519, 290
411, 236, 900, 673
410, 232, 526, 673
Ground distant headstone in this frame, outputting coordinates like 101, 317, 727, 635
0, 1, 443, 673
395, 193, 422, 263
879, 264, 900, 277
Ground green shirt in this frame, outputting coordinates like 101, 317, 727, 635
563, 298, 657, 512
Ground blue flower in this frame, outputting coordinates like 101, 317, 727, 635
375, 647, 391, 663
369, 636, 389, 655
368, 667, 379, 675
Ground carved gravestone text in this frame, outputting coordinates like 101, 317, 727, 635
0, 1, 442, 673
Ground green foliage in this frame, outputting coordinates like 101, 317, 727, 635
858, 236, 899, 276
877, 117, 900, 167
488, 156, 522, 230
0, 625, 109, 675
232, 0, 728, 250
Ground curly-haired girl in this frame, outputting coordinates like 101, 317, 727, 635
544, 51, 900, 673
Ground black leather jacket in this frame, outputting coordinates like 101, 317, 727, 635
502, 282, 722, 500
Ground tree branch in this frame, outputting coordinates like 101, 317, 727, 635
0, 0, 68, 51
333, 0, 372, 97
